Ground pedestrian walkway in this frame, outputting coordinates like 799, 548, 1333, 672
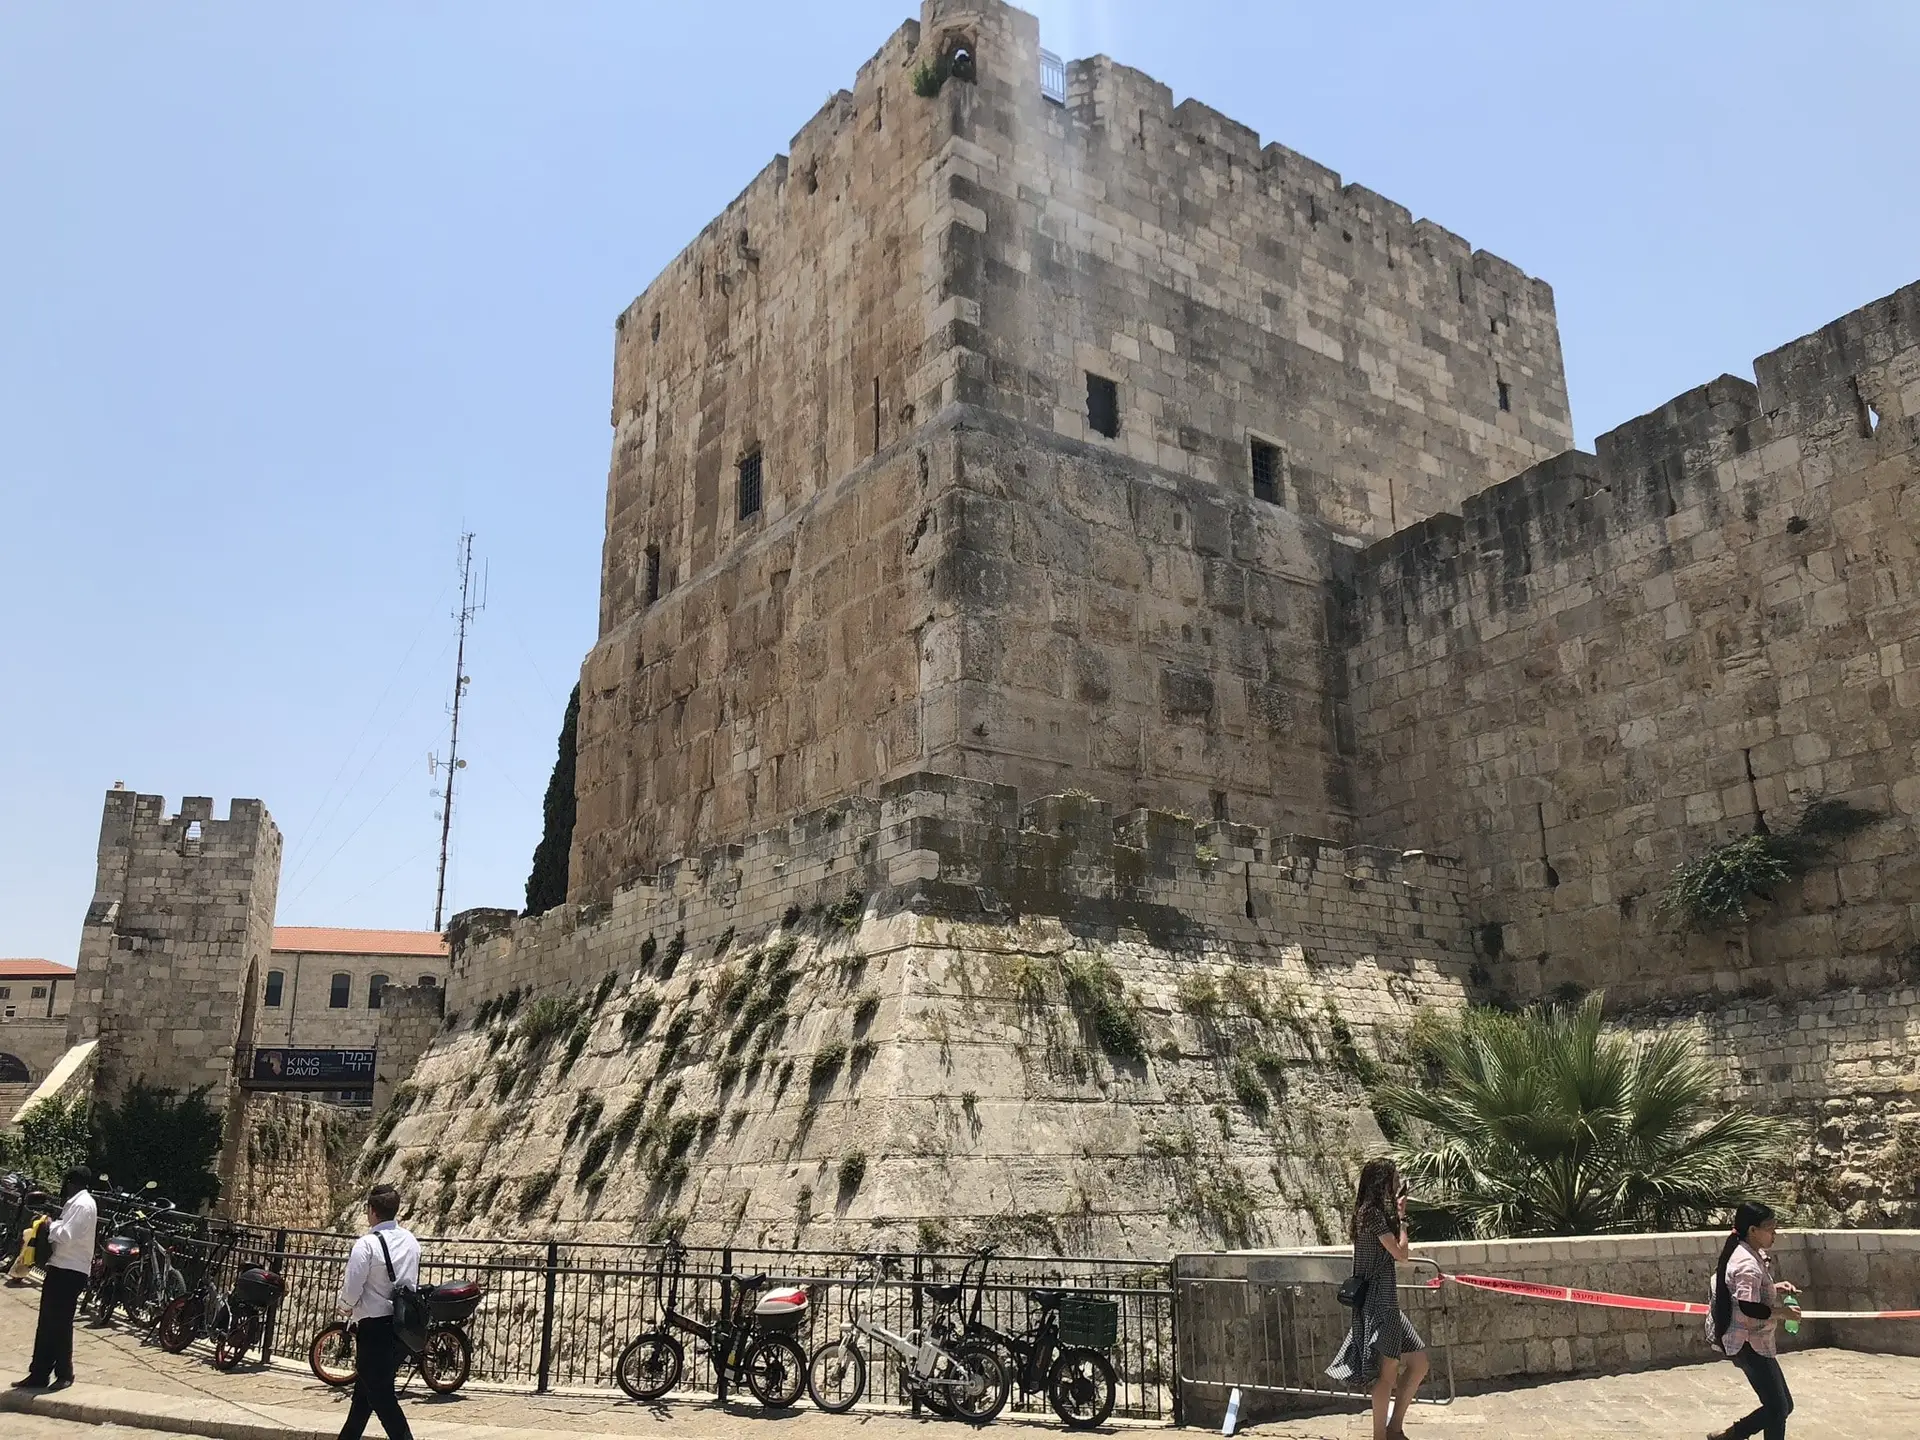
1, 1284, 1916, 1437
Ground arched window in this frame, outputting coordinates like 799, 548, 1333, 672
329, 972, 352, 1009
417, 975, 439, 988
0, 1053, 27, 1083
264, 970, 285, 1008
368, 974, 390, 1010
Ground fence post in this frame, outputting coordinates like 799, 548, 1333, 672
260, 1229, 289, 1364
910, 1252, 924, 1416
716, 1247, 733, 1404
537, 1240, 559, 1394
1167, 1259, 1184, 1427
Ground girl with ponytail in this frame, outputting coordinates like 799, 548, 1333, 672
1706, 1201, 1800, 1440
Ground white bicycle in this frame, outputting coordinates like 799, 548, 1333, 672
806, 1254, 1010, 1422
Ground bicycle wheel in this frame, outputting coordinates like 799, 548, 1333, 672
743, 1333, 806, 1409
945, 1342, 1011, 1424
156, 1296, 195, 1354
1047, 1347, 1117, 1429
420, 1326, 472, 1394
124, 1271, 163, 1329
806, 1338, 868, 1413
214, 1309, 262, 1370
309, 1323, 358, 1388
615, 1332, 683, 1402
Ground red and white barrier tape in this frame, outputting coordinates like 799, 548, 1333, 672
1436, 1270, 1920, 1321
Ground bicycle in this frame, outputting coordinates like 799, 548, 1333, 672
309, 1278, 483, 1395
805, 1253, 1011, 1422
955, 1250, 1118, 1429
89, 1186, 184, 1328
615, 1239, 808, 1408
158, 1229, 286, 1370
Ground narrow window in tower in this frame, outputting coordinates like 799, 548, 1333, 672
644, 545, 661, 605
738, 449, 764, 520
1250, 438, 1282, 504
1086, 373, 1119, 439
1497, 380, 1512, 413
650, 312, 661, 342
264, 970, 284, 1008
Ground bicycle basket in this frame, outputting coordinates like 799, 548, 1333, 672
1056, 1295, 1118, 1349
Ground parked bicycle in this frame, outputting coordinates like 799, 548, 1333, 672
309, 1277, 483, 1395
616, 1238, 808, 1407
805, 1253, 1010, 1422
158, 1231, 285, 1370
87, 1184, 184, 1328
954, 1249, 1117, 1428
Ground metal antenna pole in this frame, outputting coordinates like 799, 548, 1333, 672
433, 532, 482, 931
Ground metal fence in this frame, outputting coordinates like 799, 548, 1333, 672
1174, 1252, 1452, 1413
77, 1194, 1174, 1420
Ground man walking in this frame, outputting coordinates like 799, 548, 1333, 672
335, 1184, 418, 1440
14, 1165, 97, 1391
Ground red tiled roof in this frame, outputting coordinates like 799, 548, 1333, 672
0, 959, 75, 979
271, 927, 448, 958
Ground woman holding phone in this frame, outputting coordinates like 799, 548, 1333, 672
1327, 1158, 1428, 1440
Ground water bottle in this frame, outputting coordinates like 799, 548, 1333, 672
1222, 1385, 1242, 1436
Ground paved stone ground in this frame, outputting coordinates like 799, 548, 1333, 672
2, 1284, 1916, 1438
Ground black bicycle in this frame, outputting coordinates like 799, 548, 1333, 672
615, 1239, 809, 1408
956, 1250, 1118, 1429
158, 1232, 285, 1370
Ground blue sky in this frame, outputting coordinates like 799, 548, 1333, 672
3, 1, 1914, 964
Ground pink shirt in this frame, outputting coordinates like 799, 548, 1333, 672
1711, 1241, 1778, 1357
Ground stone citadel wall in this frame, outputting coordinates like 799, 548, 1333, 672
389, 774, 1471, 1252
63, 792, 281, 1111
1346, 282, 1920, 1007
569, 0, 1572, 898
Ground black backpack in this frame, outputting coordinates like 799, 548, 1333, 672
374, 1232, 430, 1356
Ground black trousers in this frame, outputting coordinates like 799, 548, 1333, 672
29, 1266, 87, 1383
338, 1316, 415, 1440
1726, 1344, 1793, 1440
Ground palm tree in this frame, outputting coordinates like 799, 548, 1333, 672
1373, 994, 1786, 1238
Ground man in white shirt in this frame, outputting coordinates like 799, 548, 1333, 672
14, 1165, 97, 1391
335, 1184, 419, 1440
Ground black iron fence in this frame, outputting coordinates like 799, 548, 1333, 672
72, 1192, 1175, 1421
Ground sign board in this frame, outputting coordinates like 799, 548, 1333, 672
249, 1048, 376, 1087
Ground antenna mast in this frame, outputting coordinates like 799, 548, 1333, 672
431, 532, 484, 931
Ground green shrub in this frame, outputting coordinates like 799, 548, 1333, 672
714, 926, 735, 956
0, 1093, 90, 1188
1229, 1058, 1269, 1116
911, 53, 950, 97
825, 890, 865, 931
1063, 956, 1147, 1062
850, 1037, 877, 1072
518, 1172, 556, 1215
640, 934, 658, 967
1175, 972, 1219, 1018
91, 1082, 221, 1211
577, 1130, 614, 1184
565, 1016, 593, 1065
765, 937, 799, 969
852, 990, 880, 1030
662, 1114, 700, 1162
611, 1097, 649, 1143
519, 995, 577, 1047
591, 971, 619, 1011
657, 1011, 693, 1069
565, 1096, 604, 1144
1661, 799, 1878, 929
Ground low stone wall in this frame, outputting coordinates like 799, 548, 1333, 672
224, 1093, 369, 1232
1175, 1229, 1920, 1426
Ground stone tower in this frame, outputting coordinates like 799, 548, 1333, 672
567, 0, 1573, 901
65, 791, 282, 1111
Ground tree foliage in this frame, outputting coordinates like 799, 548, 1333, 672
91, 1081, 223, 1212
0, 1093, 91, 1186
1373, 995, 1785, 1238
524, 681, 580, 917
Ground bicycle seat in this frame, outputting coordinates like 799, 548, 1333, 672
1027, 1288, 1070, 1308
739, 1273, 770, 1290
923, 1283, 963, 1305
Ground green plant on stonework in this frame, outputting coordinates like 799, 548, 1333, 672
911, 52, 950, 97
1143, 1123, 1259, 1246
518, 1173, 556, 1215
852, 990, 880, 1031
825, 890, 865, 931
714, 967, 746, 1018
1372, 994, 1788, 1238
1063, 955, 1146, 1062
565, 1015, 593, 1065
1229, 1057, 1269, 1117
850, 1037, 877, 1073
1221, 968, 1267, 1022
1325, 1004, 1381, 1086
92, 1082, 222, 1211
765, 936, 799, 970
611, 1096, 649, 1144
662, 1114, 701, 1163
1660, 798, 1878, 930
838, 1151, 867, 1194
519, 995, 578, 1047
656, 1011, 693, 1069
565, 1096, 605, 1145
622, 994, 662, 1043
577, 1131, 614, 1184
0, 1093, 91, 1186
809, 1041, 848, 1093
718, 1056, 743, 1090
591, 971, 619, 1012
1175, 971, 1220, 1019
917, 1217, 949, 1253
1006, 953, 1049, 1006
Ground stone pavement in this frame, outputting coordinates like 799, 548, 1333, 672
1, 1284, 1916, 1438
